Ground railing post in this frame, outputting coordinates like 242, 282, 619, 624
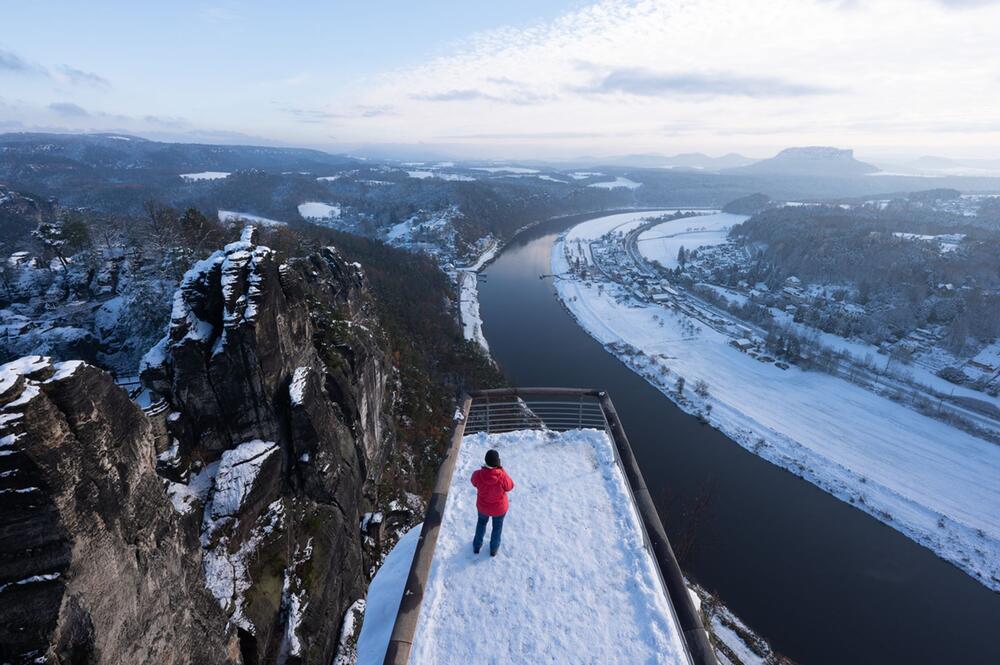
485, 395, 491, 433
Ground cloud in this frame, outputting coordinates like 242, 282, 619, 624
143, 115, 188, 128
0, 48, 42, 75
199, 4, 242, 24
438, 131, 609, 140
578, 68, 838, 98
279, 104, 395, 123
358, 105, 394, 118
1, 48, 109, 90
415, 89, 490, 102
412, 88, 552, 105
48, 101, 90, 117
935, 0, 1000, 7
280, 106, 340, 123
56, 65, 110, 89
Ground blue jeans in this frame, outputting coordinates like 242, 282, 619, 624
473, 512, 506, 554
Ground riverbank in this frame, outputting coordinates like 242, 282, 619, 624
453, 208, 659, 356
454, 239, 500, 353
551, 211, 1000, 591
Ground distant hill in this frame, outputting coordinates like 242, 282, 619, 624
723, 147, 878, 177
722, 192, 773, 215
0, 133, 361, 214
555, 152, 756, 171
0, 132, 357, 176
658, 152, 757, 171
607, 152, 756, 171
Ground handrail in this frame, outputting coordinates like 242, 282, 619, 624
597, 392, 717, 665
382, 388, 717, 665
383, 394, 472, 665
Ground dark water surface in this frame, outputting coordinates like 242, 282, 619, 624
477, 211, 1000, 665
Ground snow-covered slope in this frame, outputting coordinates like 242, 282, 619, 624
407, 428, 690, 664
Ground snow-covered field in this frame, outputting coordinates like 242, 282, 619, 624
554, 212, 1000, 591
407, 170, 476, 181
637, 213, 745, 270
218, 210, 286, 227
180, 171, 229, 181
470, 166, 539, 174
892, 232, 964, 253
297, 201, 341, 220
588, 176, 642, 190
407, 428, 689, 664
356, 525, 421, 665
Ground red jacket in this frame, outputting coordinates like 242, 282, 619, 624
471, 466, 514, 516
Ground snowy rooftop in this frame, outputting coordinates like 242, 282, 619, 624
403, 428, 691, 664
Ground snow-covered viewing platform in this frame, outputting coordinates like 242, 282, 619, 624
362, 389, 714, 665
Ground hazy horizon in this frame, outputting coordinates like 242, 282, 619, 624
3, 0, 1000, 162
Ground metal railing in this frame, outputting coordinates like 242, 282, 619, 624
465, 390, 609, 434
383, 388, 717, 665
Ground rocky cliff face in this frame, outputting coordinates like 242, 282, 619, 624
1, 227, 409, 664
0, 356, 237, 665
141, 227, 397, 664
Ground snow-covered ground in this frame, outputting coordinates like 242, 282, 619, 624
637, 213, 746, 270
407, 428, 690, 664
356, 525, 422, 665
297, 201, 341, 220
454, 239, 500, 354
892, 232, 964, 253
218, 210, 286, 227
470, 166, 539, 174
180, 171, 230, 181
407, 170, 476, 181
385, 207, 461, 246
588, 176, 642, 190
553, 212, 1000, 591
457, 271, 489, 353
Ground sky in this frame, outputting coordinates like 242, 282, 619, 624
1, 0, 999, 161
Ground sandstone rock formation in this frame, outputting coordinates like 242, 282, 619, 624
2, 227, 409, 664
0, 355, 236, 665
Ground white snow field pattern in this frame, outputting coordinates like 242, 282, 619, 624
297, 201, 342, 220
217, 210, 286, 227
587, 176, 642, 190
553, 211, 1000, 591
637, 212, 743, 270
180, 171, 230, 181
406, 428, 689, 664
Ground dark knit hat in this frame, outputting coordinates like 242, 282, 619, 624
485, 449, 501, 468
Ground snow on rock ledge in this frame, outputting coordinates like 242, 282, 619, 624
202, 439, 280, 538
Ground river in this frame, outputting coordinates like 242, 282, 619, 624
476, 211, 1000, 665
